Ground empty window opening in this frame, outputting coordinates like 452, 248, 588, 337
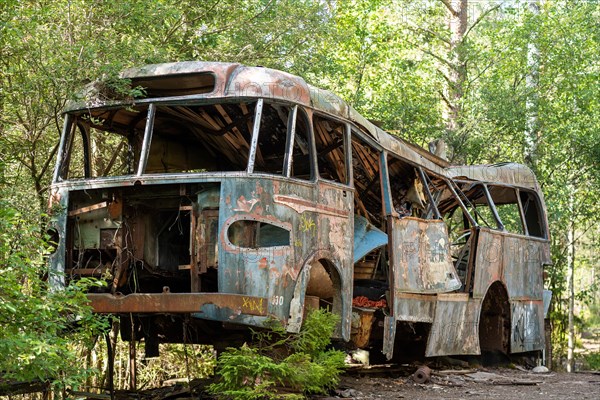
520, 191, 546, 238
351, 132, 383, 228
228, 220, 290, 248
314, 115, 347, 184
132, 72, 216, 98
289, 108, 312, 180
387, 156, 429, 218
148, 103, 255, 173
62, 108, 144, 179
487, 186, 524, 235
253, 103, 291, 175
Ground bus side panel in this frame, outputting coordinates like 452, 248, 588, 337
390, 217, 461, 294
474, 230, 549, 353
283, 182, 353, 339
503, 236, 548, 353
217, 177, 353, 333
48, 187, 69, 288
392, 292, 435, 323
503, 236, 548, 300
473, 229, 504, 299
313, 182, 354, 339
511, 300, 545, 353
218, 178, 306, 324
425, 294, 481, 357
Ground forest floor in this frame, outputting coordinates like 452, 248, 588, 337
333, 367, 600, 400
92, 364, 600, 400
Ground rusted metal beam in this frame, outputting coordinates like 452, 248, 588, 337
68, 201, 108, 216
87, 292, 268, 315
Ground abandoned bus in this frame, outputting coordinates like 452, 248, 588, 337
47, 61, 551, 360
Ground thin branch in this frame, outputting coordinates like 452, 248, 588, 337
464, 3, 503, 39
558, 220, 599, 258
162, 0, 220, 44
435, 67, 453, 87
38, 142, 59, 180
438, 89, 454, 110
439, 0, 457, 16
405, 24, 451, 46
407, 41, 456, 71
465, 59, 495, 92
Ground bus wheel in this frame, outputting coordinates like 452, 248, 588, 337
479, 281, 510, 363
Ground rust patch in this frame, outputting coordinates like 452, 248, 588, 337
274, 194, 350, 217
88, 293, 268, 316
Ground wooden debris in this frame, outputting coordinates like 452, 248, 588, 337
69, 391, 112, 399
464, 371, 542, 386
432, 368, 478, 376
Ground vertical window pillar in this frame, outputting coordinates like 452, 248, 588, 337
283, 105, 298, 177
53, 114, 73, 183
137, 103, 156, 176
247, 98, 264, 173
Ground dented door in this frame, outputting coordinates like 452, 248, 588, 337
390, 217, 461, 294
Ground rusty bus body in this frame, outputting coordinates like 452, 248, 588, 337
47, 61, 550, 359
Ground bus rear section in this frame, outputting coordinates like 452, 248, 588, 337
48, 90, 357, 354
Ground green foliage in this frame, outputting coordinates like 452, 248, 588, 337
136, 343, 216, 387
0, 202, 109, 394
0, 0, 599, 377
208, 309, 346, 400
582, 353, 600, 371
81, 76, 147, 106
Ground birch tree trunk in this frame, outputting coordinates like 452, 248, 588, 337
525, 0, 540, 168
445, 0, 468, 134
566, 188, 576, 372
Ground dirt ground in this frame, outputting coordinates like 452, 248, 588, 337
93, 365, 600, 400
333, 367, 600, 400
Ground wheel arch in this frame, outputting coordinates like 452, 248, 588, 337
287, 249, 351, 340
479, 280, 511, 354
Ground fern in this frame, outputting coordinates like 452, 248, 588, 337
207, 310, 346, 399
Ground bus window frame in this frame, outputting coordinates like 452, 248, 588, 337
312, 112, 351, 186
137, 103, 156, 176
57, 117, 92, 180
481, 184, 504, 231
516, 188, 530, 236
417, 168, 442, 220
246, 98, 264, 174
519, 188, 547, 239
283, 104, 298, 178
285, 106, 316, 182
383, 153, 441, 220
349, 126, 386, 219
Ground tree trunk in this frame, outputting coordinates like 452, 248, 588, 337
525, 0, 540, 168
566, 190, 575, 372
447, 0, 468, 134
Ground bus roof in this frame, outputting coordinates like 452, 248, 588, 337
447, 163, 541, 191
67, 61, 541, 189
66, 61, 450, 174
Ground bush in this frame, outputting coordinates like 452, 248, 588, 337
0, 204, 109, 395
582, 353, 600, 371
207, 309, 346, 399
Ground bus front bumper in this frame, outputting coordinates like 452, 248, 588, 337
87, 292, 268, 316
